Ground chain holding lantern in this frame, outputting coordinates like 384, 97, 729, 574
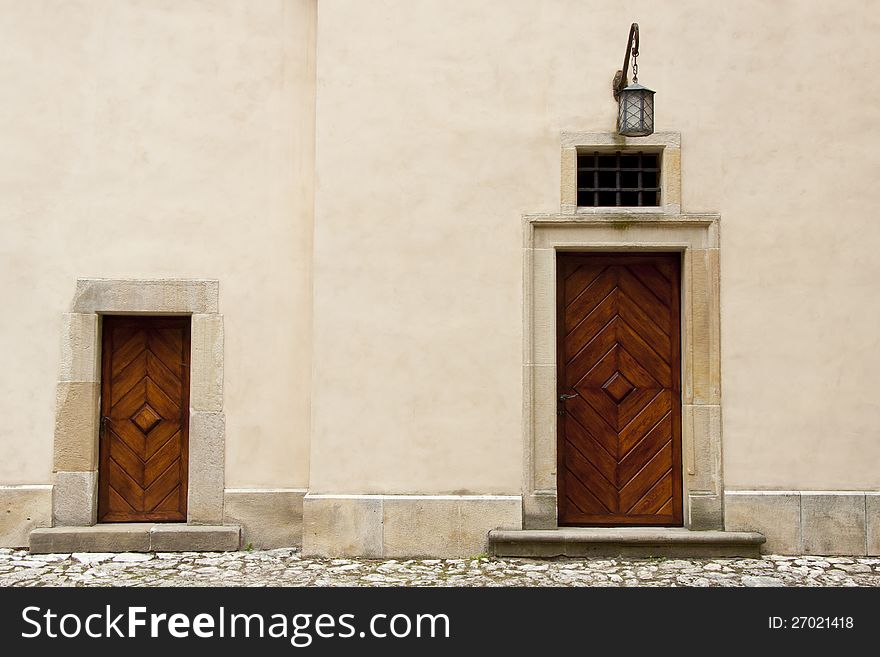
613, 23, 655, 137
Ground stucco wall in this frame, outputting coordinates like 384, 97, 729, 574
310, 0, 880, 493
3, 0, 879, 507
0, 0, 316, 489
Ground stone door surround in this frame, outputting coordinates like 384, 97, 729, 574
52, 279, 225, 527
522, 131, 723, 531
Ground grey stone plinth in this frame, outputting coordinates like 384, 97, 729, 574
303, 496, 383, 558
868, 494, 880, 556
802, 493, 866, 556
303, 494, 522, 558
224, 489, 304, 549
725, 492, 801, 554
0, 486, 52, 548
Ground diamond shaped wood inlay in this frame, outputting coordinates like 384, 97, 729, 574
601, 372, 635, 404
131, 404, 162, 434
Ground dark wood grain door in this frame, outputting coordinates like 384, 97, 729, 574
99, 316, 190, 522
557, 253, 682, 526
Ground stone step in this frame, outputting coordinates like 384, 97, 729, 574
489, 527, 766, 558
29, 524, 241, 554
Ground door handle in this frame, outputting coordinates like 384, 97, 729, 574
557, 393, 576, 416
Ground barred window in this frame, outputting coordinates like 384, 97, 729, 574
577, 151, 660, 207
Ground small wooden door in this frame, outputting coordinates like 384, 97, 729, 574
557, 253, 682, 526
98, 316, 190, 522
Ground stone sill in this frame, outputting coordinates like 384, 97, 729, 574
524, 212, 719, 226
30, 524, 240, 554
489, 527, 765, 558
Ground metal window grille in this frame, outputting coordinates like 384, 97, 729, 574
576, 151, 660, 207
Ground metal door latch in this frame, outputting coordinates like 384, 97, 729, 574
557, 393, 576, 416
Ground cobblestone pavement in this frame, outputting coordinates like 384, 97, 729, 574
2, 548, 879, 587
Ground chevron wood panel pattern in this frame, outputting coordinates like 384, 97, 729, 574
557, 253, 682, 526
98, 316, 190, 522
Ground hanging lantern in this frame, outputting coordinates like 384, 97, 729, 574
617, 82, 655, 137
613, 23, 655, 137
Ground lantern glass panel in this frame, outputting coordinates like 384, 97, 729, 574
617, 83, 655, 137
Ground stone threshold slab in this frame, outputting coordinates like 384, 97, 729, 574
29, 524, 240, 554
489, 527, 766, 559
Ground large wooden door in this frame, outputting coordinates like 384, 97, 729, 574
557, 253, 682, 526
98, 316, 190, 522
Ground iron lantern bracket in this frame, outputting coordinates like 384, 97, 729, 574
613, 22, 639, 102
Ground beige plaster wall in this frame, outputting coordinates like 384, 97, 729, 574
4, 1, 878, 503
0, 1, 316, 488
311, 0, 880, 493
